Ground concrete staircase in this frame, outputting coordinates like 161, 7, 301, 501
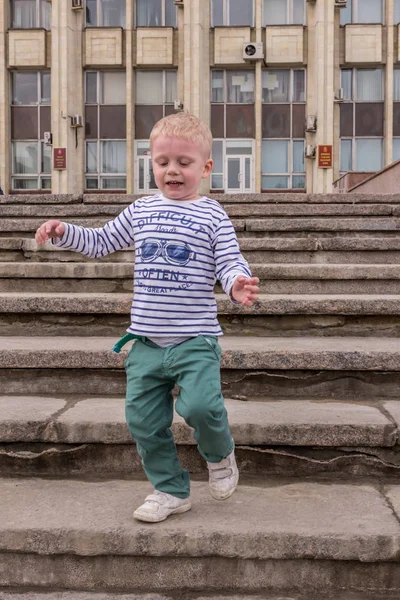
1, 192, 400, 599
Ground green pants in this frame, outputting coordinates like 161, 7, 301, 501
125, 335, 234, 499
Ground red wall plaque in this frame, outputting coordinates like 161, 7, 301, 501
53, 148, 67, 170
318, 145, 332, 168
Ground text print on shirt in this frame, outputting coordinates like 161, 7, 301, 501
138, 211, 206, 234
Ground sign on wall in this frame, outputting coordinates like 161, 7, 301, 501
318, 145, 332, 168
53, 148, 67, 170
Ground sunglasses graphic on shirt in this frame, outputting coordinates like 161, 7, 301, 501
138, 238, 196, 266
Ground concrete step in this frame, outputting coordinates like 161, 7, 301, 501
1, 336, 400, 402
3, 241, 400, 267
2, 192, 400, 204
1, 335, 399, 371
0, 477, 400, 595
1, 262, 400, 294
1, 293, 400, 337
2, 202, 399, 218
0, 594, 397, 600
2, 395, 397, 447
1, 395, 399, 479
3, 238, 400, 264
1, 217, 400, 238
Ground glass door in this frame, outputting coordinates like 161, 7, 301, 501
225, 155, 253, 193
137, 153, 158, 194
225, 156, 241, 193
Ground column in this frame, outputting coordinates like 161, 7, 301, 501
255, 0, 263, 193
385, 0, 394, 166
126, 0, 134, 194
183, 0, 210, 123
51, 1, 84, 194
306, 0, 335, 192
0, 2, 10, 193
183, 0, 210, 195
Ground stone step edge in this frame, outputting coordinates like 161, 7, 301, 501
1, 477, 400, 562
0, 593, 395, 600
2, 396, 398, 448
1, 336, 400, 371
4, 237, 400, 252
3, 192, 400, 203
1, 204, 399, 218
2, 263, 400, 280
1, 293, 400, 316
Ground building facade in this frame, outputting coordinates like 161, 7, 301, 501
0, 0, 399, 195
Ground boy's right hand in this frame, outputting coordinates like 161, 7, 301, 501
35, 220, 66, 245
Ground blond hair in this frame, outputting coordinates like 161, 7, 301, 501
150, 112, 213, 158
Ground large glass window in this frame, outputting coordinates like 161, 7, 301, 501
340, 68, 384, 173
263, 0, 305, 26
11, 0, 51, 29
212, 0, 254, 26
85, 71, 127, 190
340, 0, 384, 25
85, 0, 126, 27
395, 0, 400, 23
262, 69, 306, 189
136, 0, 177, 27
135, 70, 177, 138
211, 70, 255, 139
11, 71, 51, 190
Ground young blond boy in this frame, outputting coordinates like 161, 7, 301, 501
35, 113, 259, 523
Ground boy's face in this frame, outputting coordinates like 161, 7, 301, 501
151, 135, 213, 201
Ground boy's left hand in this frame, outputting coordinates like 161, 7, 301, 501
231, 276, 260, 307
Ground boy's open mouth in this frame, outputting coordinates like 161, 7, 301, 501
166, 181, 183, 188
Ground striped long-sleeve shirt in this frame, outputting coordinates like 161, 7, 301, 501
54, 193, 252, 337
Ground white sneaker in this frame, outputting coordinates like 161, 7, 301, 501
207, 450, 239, 500
133, 490, 192, 523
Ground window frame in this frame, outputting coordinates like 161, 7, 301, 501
211, 69, 256, 139
340, 0, 384, 26
339, 67, 384, 174
262, 0, 306, 26
85, 0, 126, 28
10, 70, 51, 191
84, 70, 127, 191
135, 0, 177, 28
135, 69, 177, 106
211, 0, 255, 27
262, 68, 306, 104
10, 0, 51, 30
211, 138, 255, 192
261, 139, 305, 190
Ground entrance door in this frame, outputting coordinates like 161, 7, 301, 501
225, 155, 253, 193
137, 154, 158, 194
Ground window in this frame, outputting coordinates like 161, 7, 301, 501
393, 68, 400, 162
135, 70, 177, 139
211, 70, 255, 139
136, 0, 177, 27
85, 71, 126, 190
11, 0, 51, 29
393, 138, 400, 161
340, 0, 384, 25
85, 0, 126, 27
340, 68, 384, 173
262, 69, 306, 189
263, 0, 305, 26
212, 0, 254, 26
395, 0, 400, 23
11, 71, 51, 190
